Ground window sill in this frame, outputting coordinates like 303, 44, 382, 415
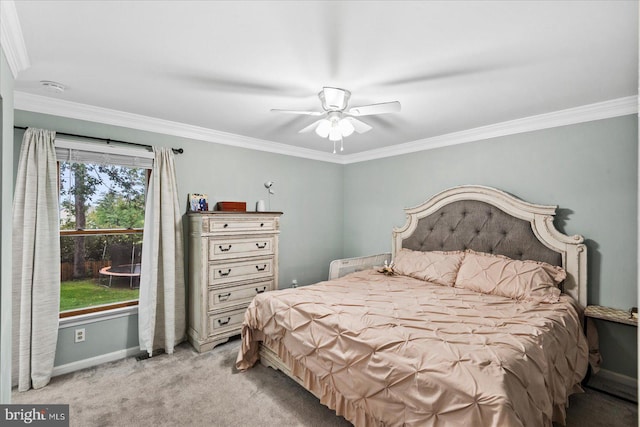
59, 304, 139, 328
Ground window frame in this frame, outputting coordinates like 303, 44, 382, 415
56, 140, 152, 319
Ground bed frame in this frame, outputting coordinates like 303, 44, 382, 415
260, 184, 588, 389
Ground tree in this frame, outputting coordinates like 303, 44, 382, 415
60, 163, 100, 278
60, 161, 147, 278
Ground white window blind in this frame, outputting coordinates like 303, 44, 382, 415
55, 138, 154, 169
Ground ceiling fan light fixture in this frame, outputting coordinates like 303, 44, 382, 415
315, 119, 331, 138
338, 119, 355, 137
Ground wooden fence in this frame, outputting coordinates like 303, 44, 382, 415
61, 260, 111, 282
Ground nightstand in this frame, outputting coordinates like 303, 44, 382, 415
585, 305, 637, 327
582, 305, 637, 402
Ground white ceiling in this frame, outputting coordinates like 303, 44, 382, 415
9, 1, 639, 156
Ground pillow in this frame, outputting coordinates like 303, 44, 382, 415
454, 250, 566, 303
393, 248, 465, 286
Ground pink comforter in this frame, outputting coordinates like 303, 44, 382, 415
236, 270, 588, 426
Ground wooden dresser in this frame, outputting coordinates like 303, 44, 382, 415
187, 211, 282, 352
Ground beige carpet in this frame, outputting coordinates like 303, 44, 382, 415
12, 338, 638, 426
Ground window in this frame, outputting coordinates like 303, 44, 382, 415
57, 140, 153, 318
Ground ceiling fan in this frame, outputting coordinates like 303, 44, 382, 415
271, 87, 401, 153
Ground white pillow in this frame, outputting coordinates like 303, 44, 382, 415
393, 248, 465, 287
454, 250, 566, 303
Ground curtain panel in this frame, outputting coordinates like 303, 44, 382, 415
12, 128, 60, 391
139, 147, 186, 355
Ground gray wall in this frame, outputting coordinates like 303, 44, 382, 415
343, 115, 638, 378
14, 110, 344, 366
55, 316, 139, 366
0, 49, 15, 403
12, 110, 638, 380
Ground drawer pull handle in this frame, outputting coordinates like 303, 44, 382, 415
256, 243, 267, 249
260, 223, 264, 227
219, 244, 232, 252
218, 269, 232, 277
218, 292, 231, 301
255, 287, 267, 294
217, 317, 231, 326
223, 223, 229, 228
255, 264, 267, 272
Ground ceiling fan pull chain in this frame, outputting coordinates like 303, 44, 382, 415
333, 140, 337, 154
340, 138, 344, 152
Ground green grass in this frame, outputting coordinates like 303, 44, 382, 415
60, 279, 139, 312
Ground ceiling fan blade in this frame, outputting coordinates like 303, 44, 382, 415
344, 117, 372, 134
271, 109, 324, 116
347, 101, 401, 116
298, 119, 325, 133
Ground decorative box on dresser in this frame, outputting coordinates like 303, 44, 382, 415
187, 211, 283, 352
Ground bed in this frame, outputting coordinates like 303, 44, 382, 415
236, 185, 589, 426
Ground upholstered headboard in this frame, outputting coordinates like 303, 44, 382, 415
402, 200, 562, 266
393, 186, 587, 307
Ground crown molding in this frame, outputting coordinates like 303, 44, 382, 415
14, 92, 343, 164
0, 0, 30, 78
14, 91, 636, 166
341, 95, 639, 164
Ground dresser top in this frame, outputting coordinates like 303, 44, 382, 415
187, 211, 283, 216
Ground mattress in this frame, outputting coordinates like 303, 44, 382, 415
236, 270, 588, 426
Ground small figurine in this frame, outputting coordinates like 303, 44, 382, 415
378, 260, 396, 276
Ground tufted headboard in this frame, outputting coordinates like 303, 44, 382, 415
402, 200, 562, 266
392, 186, 587, 307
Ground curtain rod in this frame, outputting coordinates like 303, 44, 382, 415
13, 126, 184, 155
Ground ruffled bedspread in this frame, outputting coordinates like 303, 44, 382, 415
236, 270, 588, 426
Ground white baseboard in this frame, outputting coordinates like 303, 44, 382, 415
589, 368, 638, 401
52, 346, 141, 377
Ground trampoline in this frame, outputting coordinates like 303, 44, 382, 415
99, 242, 142, 289
99, 263, 141, 288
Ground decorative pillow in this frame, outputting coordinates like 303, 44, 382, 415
393, 248, 465, 287
454, 250, 566, 303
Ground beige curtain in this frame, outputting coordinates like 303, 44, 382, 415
138, 147, 185, 355
12, 128, 60, 391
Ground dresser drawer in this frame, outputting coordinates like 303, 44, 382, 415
208, 218, 276, 233
208, 279, 273, 309
208, 236, 274, 260
209, 257, 273, 284
208, 307, 247, 335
